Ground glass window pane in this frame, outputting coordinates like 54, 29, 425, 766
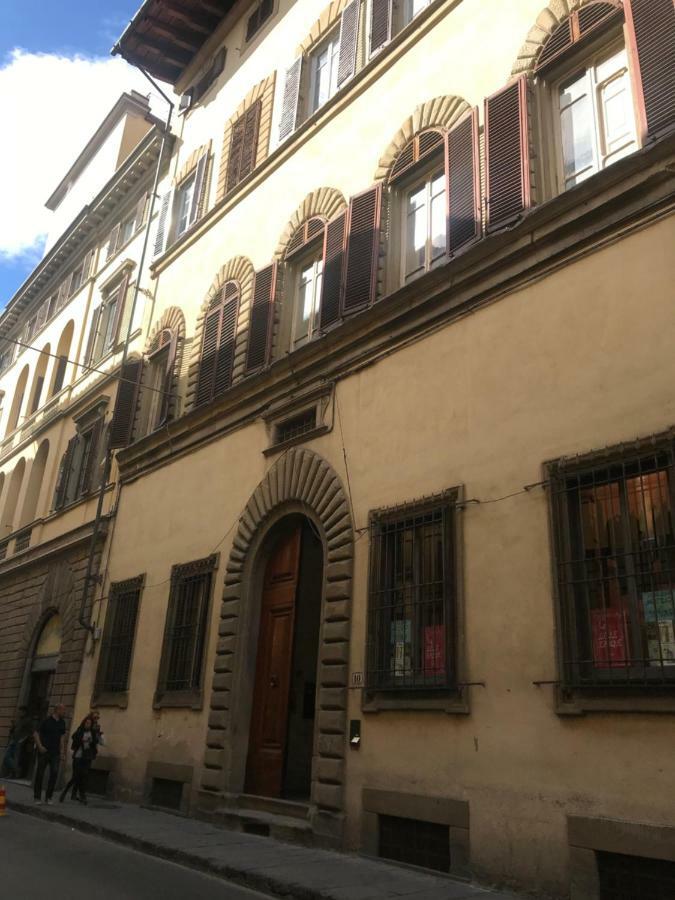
560, 74, 595, 186
430, 176, 446, 262
405, 186, 426, 278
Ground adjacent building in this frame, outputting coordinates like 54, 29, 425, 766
2, 1, 675, 897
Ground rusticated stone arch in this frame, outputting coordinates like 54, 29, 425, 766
173, 141, 212, 187
374, 95, 472, 182
274, 187, 347, 260
200, 448, 353, 838
144, 307, 187, 422
511, 0, 623, 77
185, 256, 255, 411
296, 0, 351, 56
145, 306, 186, 355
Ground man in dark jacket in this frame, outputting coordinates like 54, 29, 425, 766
33, 704, 66, 804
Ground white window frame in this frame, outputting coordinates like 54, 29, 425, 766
309, 28, 341, 115
399, 164, 446, 286
174, 173, 196, 240
290, 250, 324, 351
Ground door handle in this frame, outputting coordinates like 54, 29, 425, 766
270, 674, 279, 688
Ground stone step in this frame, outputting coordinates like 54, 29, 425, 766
237, 793, 310, 821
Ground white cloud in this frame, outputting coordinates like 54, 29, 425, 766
0, 49, 167, 261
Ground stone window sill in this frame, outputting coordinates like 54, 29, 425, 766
362, 688, 469, 714
153, 689, 203, 710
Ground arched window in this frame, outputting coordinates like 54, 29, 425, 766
28, 344, 50, 415
195, 281, 240, 405
2, 457, 25, 536
283, 217, 326, 351
138, 328, 176, 435
19, 439, 49, 528
6, 365, 29, 435
535, 2, 638, 193
49, 321, 74, 398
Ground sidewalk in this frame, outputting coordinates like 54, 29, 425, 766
2, 779, 521, 900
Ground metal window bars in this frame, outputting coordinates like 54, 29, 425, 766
98, 577, 143, 693
551, 444, 675, 688
366, 498, 455, 690
164, 570, 212, 692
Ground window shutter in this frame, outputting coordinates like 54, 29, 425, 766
319, 211, 346, 330
188, 153, 209, 227
106, 224, 121, 260
109, 358, 143, 449
196, 304, 221, 406
214, 286, 239, 397
111, 271, 131, 347
56, 279, 69, 312
447, 108, 481, 254
79, 418, 103, 495
240, 101, 262, 181
338, 0, 360, 87
278, 57, 302, 142
342, 185, 381, 313
226, 116, 247, 194
484, 75, 531, 231
154, 191, 172, 257
53, 436, 78, 510
245, 264, 276, 372
625, 0, 675, 140
158, 332, 178, 426
369, 0, 393, 57
82, 249, 95, 280
135, 192, 149, 230
83, 305, 101, 367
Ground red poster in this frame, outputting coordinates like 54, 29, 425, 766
591, 609, 629, 668
423, 625, 446, 676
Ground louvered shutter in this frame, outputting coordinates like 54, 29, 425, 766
319, 211, 346, 330
214, 284, 239, 397
239, 102, 262, 181
625, 0, 675, 140
196, 304, 221, 406
279, 57, 302, 142
157, 332, 178, 426
484, 75, 531, 231
338, 0, 360, 87
245, 264, 276, 372
53, 436, 77, 510
109, 358, 143, 449
447, 108, 481, 254
154, 191, 172, 256
343, 185, 381, 313
369, 0, 393, 57
83, 305, 101, 367
188, 153, 208, 227
56, 279, 69, 312
106, 224, 121, 260
110, 271, 130, 348
135, 192, 149, 230
226, 116, 246, 194
82, 249, 95, 280
79, 418, 103, 495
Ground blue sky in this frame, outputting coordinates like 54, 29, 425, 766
0, 1, 147, 307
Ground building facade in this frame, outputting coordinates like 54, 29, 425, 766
3, 0, 675, 897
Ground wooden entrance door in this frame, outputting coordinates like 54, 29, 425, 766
245, 525, 302, 797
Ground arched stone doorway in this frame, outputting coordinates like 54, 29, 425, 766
200, 448, 353, 844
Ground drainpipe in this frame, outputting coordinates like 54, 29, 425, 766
78, 72, 174, 634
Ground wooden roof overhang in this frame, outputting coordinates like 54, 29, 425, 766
113, 0, 236, 85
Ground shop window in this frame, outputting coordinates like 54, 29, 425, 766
401, 169, 446, 283
156, 556, 217, 705
95, 576, 143, 697
366, 493, 458, 691
549, 439, 675, 688
150, 777, 183, 810
85, 274, 129, 366
138, 329, 176, 434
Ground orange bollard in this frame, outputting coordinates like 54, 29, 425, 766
0, 785, 6, 817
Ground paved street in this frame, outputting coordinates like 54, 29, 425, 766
2, 810, 269, 900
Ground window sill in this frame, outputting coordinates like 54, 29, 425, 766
92, 690, 129, 709
153, 690, 203, 710
363, 688, 469, 714
556, 685, 675, 715
263, 423, 329, 456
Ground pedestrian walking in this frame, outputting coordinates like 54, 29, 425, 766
33, 704, 67, 805
1, 707, 33, 777
59, 715, 99, 805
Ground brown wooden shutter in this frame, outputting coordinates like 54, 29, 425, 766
214, 283, 240, 398
195, 303, 221, 406
53, 436, 77, 510
245, 264, 276, 372
625, 0, 675, 140
79, 418, 104, 495
157, 332, 178, 426
189, 153, 209, 227
111, 271, 130, 347
484, 75, 531, 231
319, 211, 346, 330
82, 248, 95, 280
279, 57, 302, 142
154, 191, 172, 256
107, 224, 121, 260
83, 305, 101, 367
369, 0, 393, 57
240, 102, 262, 182
342, 185, 381, 313
226, 116, 246, 194
109, 358, 143, 449
338, 0, 360, 87
447, 108, 481, 254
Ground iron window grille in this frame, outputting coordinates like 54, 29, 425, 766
549, 435, 675, 690
275, 408, 318, 445
366, 492, 458, 691
157, 556, 217, 699
95, 575, 144, 695
14, 529, 31, 553
597, 851, 675, 900
379, 815, 451, 873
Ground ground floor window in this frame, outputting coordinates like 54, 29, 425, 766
95, 576, 143, 695
598, 851, 675, 900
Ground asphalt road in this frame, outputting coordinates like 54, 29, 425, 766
1, 810, 271, 899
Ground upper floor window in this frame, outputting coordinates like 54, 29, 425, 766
549, 438, 675, 690
195, 282, 240, 406
85, 272, 129, 366
402, 169, 446, 283
282, 218, 326, 352
246, 0, 273, 42
555, 44, 637, 191
138, 329, 176, 435
310, 29, 340, 114
175, 174, 196, 239
53, 417, 105, 511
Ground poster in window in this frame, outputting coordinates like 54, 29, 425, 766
390, 620, 411, 678
591, 608, 629, 668
641, 591, 675, 665
423, 625, 445, 677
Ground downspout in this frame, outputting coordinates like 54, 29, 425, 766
78, 71, 174, 634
